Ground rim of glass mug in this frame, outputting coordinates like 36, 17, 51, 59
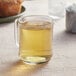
18, 15, 54, 24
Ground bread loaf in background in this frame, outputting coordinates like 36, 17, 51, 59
0, 0, 23, 17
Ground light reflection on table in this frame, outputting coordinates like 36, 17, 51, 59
2, 60, 48, 76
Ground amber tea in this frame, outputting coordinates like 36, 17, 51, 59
19, 21, 52, 64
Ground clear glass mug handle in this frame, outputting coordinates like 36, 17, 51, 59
14, 19, 19, 47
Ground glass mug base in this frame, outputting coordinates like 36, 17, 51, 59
20, 55, 52, 64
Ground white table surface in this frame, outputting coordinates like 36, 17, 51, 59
0, 0, 76, 76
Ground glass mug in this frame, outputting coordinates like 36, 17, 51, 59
14, 15, 53, 64
48, 0, 66, 20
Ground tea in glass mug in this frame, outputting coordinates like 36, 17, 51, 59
14, 15, 53, 64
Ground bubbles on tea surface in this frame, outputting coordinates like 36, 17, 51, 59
21, 20, 52, 30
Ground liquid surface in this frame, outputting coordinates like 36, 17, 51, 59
19, 21, 52, 64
